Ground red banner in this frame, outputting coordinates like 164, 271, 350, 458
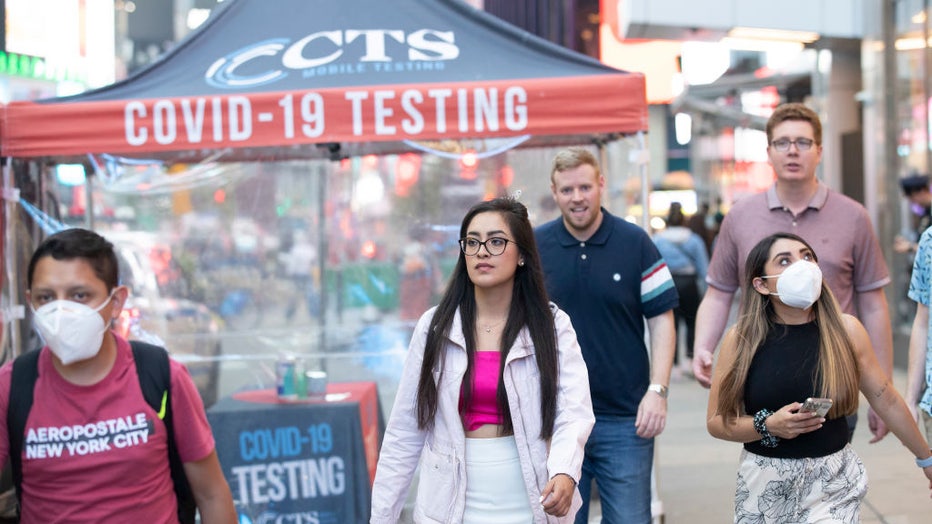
2, 75, 646, 158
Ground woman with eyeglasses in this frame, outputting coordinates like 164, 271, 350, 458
707, 232, 932, 523
370, 197, 594, 523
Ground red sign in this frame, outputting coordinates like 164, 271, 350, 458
2, 75, 647, 158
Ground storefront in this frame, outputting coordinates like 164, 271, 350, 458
861, 0, 932, 342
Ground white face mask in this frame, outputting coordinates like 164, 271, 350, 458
32, 295, 113, 365
762, 260, 823, 310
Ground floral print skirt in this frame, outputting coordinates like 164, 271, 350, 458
735, 445, 867, 523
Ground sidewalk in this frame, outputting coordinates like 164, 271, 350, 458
645, 368, 931, 523
395, 366, 930, 523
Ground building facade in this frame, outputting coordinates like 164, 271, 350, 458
613, 0, 926, 361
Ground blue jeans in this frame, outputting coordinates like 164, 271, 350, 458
575, 416, 653, 524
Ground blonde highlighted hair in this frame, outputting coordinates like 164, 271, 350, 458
715, 233, 859, 422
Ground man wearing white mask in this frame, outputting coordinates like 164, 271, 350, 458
692, 102, 893, 443
0, 228, 235, 523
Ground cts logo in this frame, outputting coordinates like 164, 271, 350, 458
206, 29, 459, 89
252, 511, 322, 524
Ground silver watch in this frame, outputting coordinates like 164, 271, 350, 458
647, 384, 668, 399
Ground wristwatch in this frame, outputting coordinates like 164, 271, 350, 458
647, 384, 668, 399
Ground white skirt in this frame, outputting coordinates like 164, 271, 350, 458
463, 436, 535, 524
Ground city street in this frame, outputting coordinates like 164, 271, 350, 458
650, 368, 932, 523
196, 292, 932, 523
6, 2, 932, 524
382, 366, 932, 523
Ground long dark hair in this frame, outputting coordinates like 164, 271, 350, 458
415, 197, 559, 439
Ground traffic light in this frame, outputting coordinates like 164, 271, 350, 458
498, 164, 514, 188
459, 150, 478, 180
394, 153, 421, 196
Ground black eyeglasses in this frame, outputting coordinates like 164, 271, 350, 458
770, 138, 815, 152
459, 237, 512, 256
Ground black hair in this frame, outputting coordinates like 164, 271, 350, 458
900, 174, 930, 197
667, 203, 685, 226
415, 197, 559, 440
27, 228, 119, 291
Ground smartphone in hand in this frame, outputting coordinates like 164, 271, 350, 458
800, 397, 833, 417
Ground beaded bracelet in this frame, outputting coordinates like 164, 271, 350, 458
753, 409, 779, 448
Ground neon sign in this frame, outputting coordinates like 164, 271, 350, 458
0, 51, 87, 83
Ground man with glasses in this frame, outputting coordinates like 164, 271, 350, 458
535, 147, 678, 524
692, 102, 893, 443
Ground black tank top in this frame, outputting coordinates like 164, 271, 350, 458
743, 321, 848, 458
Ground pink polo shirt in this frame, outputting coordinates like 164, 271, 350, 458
707, 183, 890, 314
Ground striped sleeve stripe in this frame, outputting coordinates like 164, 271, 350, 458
642, 260, 675, 302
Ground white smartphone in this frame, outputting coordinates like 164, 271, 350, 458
800, 397, 833, 417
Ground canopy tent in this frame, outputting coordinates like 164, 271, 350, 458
0, 0, 652, 429
0, 0, 647, 161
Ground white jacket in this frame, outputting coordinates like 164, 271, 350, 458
370, 304, 594, 523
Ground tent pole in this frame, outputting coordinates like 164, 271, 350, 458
84, 169, 95, 231
2, 158, 22, 359
598, 141, 608, 182
316, 160, 328, 374
597, 140, 613, 212
637, 131, 650, 230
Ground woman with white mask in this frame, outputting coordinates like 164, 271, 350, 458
706, 232, 932, 522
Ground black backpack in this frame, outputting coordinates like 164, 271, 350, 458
6, 341, 196, 524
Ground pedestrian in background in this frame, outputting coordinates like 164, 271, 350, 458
282, 229, 319, 320
891, 175, 932, 329
653, 202, 709, 377
371, 197, 594, 523
895, 174, 932, 255
535, 147, 677, 524
692, 102, 893, 443
686, 201, 714, 257
906, 226, 932, 444
0, 228, 236, 523
398, 229, 435, 323
708, 232, 932, 522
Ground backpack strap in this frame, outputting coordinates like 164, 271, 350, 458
130, 341, 196, 524
5, 344, 196, 523
7, 350, 41, 515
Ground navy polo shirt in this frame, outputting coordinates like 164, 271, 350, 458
535, 209, 678, 417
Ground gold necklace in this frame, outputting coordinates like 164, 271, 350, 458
480, 317, 507, 333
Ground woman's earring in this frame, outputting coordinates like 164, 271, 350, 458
518, 260, 525, 266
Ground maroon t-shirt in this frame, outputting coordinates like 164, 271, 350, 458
0, 335, 215, 523
708, 183, 889, 314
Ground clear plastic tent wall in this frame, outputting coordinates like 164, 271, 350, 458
5, 139, 642, 410
0, 0, 650, 411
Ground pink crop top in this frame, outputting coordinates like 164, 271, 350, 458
461, 351, 504, 431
